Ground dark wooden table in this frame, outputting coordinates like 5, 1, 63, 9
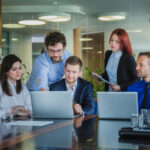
0, 115, 150, 150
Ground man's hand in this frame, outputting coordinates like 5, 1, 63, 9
73, 104, 83, 115
74, 116, 84, 128
110, 84, 120, 91
40, 88, 47, 91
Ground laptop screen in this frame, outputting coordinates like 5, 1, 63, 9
97, 92, 138, 120
30, 91, 74, 119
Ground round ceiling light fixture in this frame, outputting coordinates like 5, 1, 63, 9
3, 24, 26, 29
18, 20, 46, 25
98, 12, 126, 21
39, 12, 71, 22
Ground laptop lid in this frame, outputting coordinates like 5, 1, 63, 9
97, 92, 138, 120
30, 91, 74, 119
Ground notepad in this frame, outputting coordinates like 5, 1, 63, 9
5, 120, 54, 126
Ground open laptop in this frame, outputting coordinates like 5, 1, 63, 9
30, 91, 74, 119
97, 92, 138, 120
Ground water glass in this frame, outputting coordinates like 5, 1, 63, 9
141, 109, 150, 128
131, 114, 139, 128
1, 113, 13, 122
138, 114, 144, 128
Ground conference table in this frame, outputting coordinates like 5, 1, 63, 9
0, 115, 149, 150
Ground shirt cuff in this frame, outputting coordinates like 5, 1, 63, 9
82, 111, 85, 116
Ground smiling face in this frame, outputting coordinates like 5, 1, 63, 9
136, 55, 150, 81
47, 43, 65, 63
6, 61, 22, 84
64, 64, 82, 85
109, 34, 121, 53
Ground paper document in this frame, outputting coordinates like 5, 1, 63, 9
93, 72, 112, 85
5, 120, 54, 126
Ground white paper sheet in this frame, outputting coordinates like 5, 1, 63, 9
5, 120, 54, 126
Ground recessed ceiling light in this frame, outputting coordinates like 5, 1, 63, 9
97, 51, 102, 54
32, 37, 44, 43
79, 38, 93, 42
39, 12, 71, 22
3, 24, 26, 29
2, 39, 6, 42
18, 20, 46, 25
98, 12, 126, 21
127, 30, 142, 33
12, 38, 18, 41
82, 47, 93, 50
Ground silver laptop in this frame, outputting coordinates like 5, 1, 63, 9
30, 91, 74, 119
97, 92, 138, 120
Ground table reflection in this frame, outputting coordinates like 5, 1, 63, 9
28, 120, 73, 149
0, 124, 32, 141
74, 117, 96, 142
97, 120, 138, 149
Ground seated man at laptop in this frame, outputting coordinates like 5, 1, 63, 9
128, 52, 150, 113
49, 56, 95, 115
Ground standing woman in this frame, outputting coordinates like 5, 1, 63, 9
0, 54, 32, 117
93, 28, 139, 91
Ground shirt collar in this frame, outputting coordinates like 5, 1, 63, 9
142, 79, 150, 86
65, 79, 78, 91
112, 50, 122, 58
7, 80, 16, 89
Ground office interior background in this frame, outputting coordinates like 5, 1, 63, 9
1, 0, 150, 82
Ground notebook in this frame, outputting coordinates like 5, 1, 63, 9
30, 91, 74, 119
97, 92, 138, 120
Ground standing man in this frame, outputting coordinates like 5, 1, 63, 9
28, 32, 72, 91
128, 52, 150, 113
49, 56, 96, 115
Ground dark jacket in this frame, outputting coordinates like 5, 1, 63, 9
101, 50, 139, 91
49, 78, 95, 115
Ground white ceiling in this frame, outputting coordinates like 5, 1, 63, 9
2, 0, 150, 30
2, 0, 150, 51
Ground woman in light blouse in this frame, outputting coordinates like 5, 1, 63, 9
93, 28, 139, 91
0, 54, 32, 117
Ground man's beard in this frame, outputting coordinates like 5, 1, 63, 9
51, 56, 62, 63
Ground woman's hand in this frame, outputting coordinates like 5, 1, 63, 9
16, 110, 30, 116
12, 106, 29, 116
110, 84, 121, 91
91, 72, 99, 80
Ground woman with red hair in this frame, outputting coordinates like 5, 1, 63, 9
93, 28, 139, 91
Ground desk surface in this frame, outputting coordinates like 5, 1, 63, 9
0, 115, 149, 150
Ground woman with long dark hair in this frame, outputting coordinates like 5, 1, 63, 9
0, 54, 32, 117
93, 28, 139, 91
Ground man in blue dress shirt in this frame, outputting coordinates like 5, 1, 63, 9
27, 32, 72, 91
127, 52, 150, 113
49, 56, 95, 115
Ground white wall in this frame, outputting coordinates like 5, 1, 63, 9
61, 28, 73, 54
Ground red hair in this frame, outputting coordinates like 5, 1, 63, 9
109, 28, 133, 55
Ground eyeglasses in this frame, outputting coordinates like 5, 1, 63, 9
47, 49, 63, 54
